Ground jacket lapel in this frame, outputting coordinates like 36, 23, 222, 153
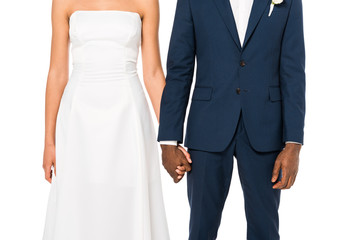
212, 0, 242, 51
243, 0, 270, 48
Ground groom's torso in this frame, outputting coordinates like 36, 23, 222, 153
184, 0, 294, 152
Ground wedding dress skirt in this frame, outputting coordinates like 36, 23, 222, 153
43, 11, 169, 240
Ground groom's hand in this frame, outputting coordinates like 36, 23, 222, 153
272, 143, 301, 190
161, 145, 192, 183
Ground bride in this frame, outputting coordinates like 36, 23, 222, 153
42, 0, 190, 239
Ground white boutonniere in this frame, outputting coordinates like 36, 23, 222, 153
268, 0, 283, 17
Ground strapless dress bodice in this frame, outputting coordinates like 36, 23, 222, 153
69, 11, 141, 79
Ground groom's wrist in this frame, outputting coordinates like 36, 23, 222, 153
284, 142, 302, 153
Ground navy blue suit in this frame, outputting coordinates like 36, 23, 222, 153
158, 0, 305, 238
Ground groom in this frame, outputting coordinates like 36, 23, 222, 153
158, 0, 305, 238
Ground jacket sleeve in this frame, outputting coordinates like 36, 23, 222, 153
157, 0, 196, 143
280, 0, 306, 144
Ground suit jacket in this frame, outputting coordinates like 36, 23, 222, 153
158, 0, 306, 152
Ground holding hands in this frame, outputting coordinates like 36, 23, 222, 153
161, 145, 192, 183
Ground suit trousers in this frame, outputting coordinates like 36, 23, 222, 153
187, 113, 281, 240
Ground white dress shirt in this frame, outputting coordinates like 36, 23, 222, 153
230, 0, 254, 46
160, 0, 300, 146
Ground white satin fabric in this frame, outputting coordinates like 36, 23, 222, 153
43, 11, 169, 240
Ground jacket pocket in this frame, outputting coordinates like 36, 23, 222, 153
192, 87, 213, 101
269, 86, 282, 102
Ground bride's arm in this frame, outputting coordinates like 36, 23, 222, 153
140, 0, 165, 122
43, 0, 70, 183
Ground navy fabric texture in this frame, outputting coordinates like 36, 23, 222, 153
158, 0, 306, 153
187, 115, 281, 239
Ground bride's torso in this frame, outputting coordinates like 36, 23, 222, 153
69, 10, 142, 80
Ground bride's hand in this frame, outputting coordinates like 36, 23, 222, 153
43, 145, 56, 183
176, 146, 192, 179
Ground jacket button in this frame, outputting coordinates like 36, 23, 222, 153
240, 60, 246, 67
236, 88, 241, 94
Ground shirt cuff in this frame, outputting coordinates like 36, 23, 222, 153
159, 141, 178, 146
285, 141, 302, 145
160, 141, 301, 146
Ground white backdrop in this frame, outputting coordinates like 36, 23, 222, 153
0, 0, 359, 239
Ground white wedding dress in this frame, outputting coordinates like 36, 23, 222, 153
43, 11, 169, 240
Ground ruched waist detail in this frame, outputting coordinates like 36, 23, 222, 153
72, 62, 138, 82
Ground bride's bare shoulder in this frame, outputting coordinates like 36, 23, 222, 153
51, 0, 74, 19
136, 0, 160, 19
